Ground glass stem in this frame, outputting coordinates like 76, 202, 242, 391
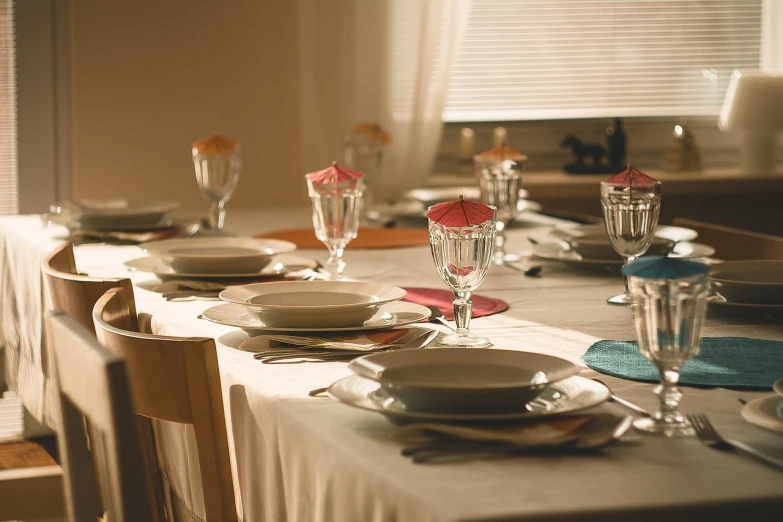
493, 223, 506, 264
622, 255, 636, 295
654, 365, 685, 424
325, 244, 346, 280
209, 200, 226, 231
452, 291, 473, 335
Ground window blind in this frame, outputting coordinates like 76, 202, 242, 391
0, 0, 16, 215
443, 0, 763, 122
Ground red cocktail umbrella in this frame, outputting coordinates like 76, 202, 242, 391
605, 165, 658, 188
477, 142, 527, 161
427, 195, 495, 227
306, 161, 365, 184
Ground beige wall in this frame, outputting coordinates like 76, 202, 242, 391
70, 0, 307, 210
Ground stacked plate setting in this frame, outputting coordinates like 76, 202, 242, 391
327, 348, 611, 422
203, 281, 432, 332
126, 237, 311, 279
368, 186, 542, 228
709, 260, 783, 314
531, 224, 715, 266
48, 199, 181, 231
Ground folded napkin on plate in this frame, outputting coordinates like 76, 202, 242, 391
394, 413, 630, 454
583, 337, 783, 389
402, 287, 509, 321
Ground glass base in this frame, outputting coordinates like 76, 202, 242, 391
438, 332, 493, 348
607, 292, 633, 306
633, 417, 695, 437
493, 252, 522, 265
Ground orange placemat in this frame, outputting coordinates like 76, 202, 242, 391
255, 227, 430, 249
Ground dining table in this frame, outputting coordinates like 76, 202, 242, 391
1, 207, 782, 521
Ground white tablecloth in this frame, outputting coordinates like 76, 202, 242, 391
2, 209, 782, 521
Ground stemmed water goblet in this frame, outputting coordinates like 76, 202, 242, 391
192, 135, 241, 233
427, 198, 496, 348
306, 163, 365, 280
600, 175, 662, 305
476, 157, 525, 265
343, 124, 389, 216
624, 256, 711, 437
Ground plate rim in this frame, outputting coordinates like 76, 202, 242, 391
531, 240, 714, 265
201, 301, 431, 332
51, 199, 180, 217
140, 237, 297, 259
741, 395, 783, 434
219, 280, 407, 311
710, 260, 783, 287
124, 254, 317, 278
327, 374, 610, 421
348, 348, 579, 391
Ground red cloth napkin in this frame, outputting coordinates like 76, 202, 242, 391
402, 287, 509, 321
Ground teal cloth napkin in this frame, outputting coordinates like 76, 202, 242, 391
582, 337, 783, 390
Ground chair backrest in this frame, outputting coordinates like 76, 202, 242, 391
46, 310, 153, 522
93, 287, 238, 522
673, 218, 783, 261
41, 243, 138, 333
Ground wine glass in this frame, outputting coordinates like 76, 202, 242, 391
192, 146, 241, 233
307, 178, 365, 279
626, 265, 711, 437
343, 127, 386, 216
476, 157, 525, 265
428, 208, 496, 347
600, 180, 662, 305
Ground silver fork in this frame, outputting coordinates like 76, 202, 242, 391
687, 414, 783, 471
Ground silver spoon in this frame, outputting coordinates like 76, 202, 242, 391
426, 305, 458, 333
591, 378, 651, 417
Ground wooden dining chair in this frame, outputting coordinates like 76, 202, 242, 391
41, 242, 165, 521
47, 310, 153, 522
93, 286, 238, 522
41, 242, 137, 333
673, 218, 783, 261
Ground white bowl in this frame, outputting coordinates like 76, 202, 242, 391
710, 260, 783, 305
349, 348, 579, 414
141, 237, 296, 274
219, 281, 407, 328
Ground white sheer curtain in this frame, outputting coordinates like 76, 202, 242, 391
761, 0, 783, 73
297, 0, 471, 201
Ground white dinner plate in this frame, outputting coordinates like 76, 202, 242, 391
774, 377, 783, 397
327, 375, 609, 423
124, 254, 318, 279
219, 281, 407, 328
390, 199, 542, 228
741, 395, 783, 435
403, 186, 529, 206
140, 237, 297, 274
531, 240, 715, 266
201, 301, 431, 332
551, 224, 699, 244
707, 299, 783, 314
348, 348, 579, 414
50, 199, 180, 229
710, 260, 783, 305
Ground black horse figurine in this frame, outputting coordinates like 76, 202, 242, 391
561, 135, 605, 166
